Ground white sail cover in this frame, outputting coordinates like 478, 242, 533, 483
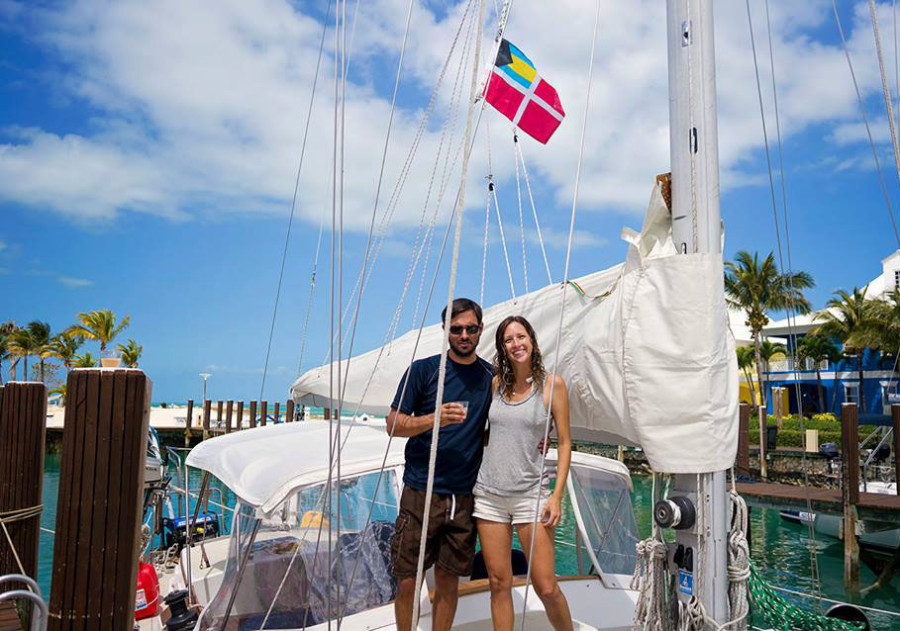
292, 182, 738, 473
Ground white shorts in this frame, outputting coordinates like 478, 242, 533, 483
472, 486, 551, 525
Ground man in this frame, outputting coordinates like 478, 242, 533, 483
386, 298, 493, 631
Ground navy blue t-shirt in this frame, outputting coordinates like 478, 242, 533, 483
391, 353, 493, 495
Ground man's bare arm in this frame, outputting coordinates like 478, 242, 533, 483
386, 403, 466, 437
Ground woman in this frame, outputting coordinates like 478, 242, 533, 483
473, 315, 574, 631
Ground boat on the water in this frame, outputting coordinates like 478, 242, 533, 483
139, 420, 641, 630
780, 480, 900, 552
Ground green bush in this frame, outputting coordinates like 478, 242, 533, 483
749, 428, 843, 449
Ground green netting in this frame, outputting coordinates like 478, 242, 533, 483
748, 563, 865, 631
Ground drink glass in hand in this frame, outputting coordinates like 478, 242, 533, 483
449, 400, 468, 422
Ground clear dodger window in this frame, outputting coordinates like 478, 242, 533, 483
199, 469, 400, 630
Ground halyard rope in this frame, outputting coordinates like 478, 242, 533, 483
411, 0, 487, 626
519, 0, 603, 628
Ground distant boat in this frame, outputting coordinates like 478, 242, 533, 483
780, 480, 899, 551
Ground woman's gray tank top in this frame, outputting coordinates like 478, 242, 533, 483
475, 384, 549, 495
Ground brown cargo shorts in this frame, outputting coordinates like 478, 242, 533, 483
391, 486, 477, 578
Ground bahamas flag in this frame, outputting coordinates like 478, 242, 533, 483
484, 39, 565, 144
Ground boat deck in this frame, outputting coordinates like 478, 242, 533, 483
736, 482, 900, 523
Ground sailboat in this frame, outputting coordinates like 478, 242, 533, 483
132, 1, 876, 630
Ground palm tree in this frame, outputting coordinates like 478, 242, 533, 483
862, 288, 900, 358
27, 321, 52, 382
67, 309, 130, 352
736, 346, 758, 404
117, 339, 143, 368
73, 353, 98, 368
725, 251, 815, 407
796, 334, 843, 413
1, 321, 19, 380
0, 333, 9, 386
814, 287, 876, 411
47, 334, 84, 372
8, 327, 38, 379
758, 339, 786, 404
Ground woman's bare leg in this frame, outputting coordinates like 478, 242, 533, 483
516, 523, 574, 631
477, 519, 515, 631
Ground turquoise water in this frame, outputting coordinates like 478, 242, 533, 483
36, 455, 899, 628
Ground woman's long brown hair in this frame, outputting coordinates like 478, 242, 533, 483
494, 315, 546, 400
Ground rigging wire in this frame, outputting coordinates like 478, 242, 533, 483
516, 137, 554, 285
831, 0, 900, 248
296, 222, 326, 377
869, 0, 900, 204
518, 0, 603, 626
490, 144, 518, 299
481, 121, 494, 305
259, 0, 333, 400
410, 1, 487, 626
320, 0, 478, 367
747, 0, 824, 602
513, 130, 529, 293
336, 0, 418, 421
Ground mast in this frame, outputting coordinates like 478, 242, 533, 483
666, 0, 729, 623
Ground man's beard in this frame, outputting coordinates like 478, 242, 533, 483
450, 339, 478, 357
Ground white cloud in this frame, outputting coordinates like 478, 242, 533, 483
0, 0, 897, 228
57, 275, 93, 287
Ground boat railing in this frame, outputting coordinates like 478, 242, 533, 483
0, 574, 47, 631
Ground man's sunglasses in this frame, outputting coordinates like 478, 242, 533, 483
449, 324, 481, 335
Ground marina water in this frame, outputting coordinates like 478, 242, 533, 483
36, 454, 900, 628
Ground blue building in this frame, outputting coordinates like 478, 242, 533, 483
757, 251, 900, 417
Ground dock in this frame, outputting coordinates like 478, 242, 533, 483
736, 482, 900, 524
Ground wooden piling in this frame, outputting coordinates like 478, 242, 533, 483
841, 402, 860, 594
286, 399, 295, 423
758, 405, 768, 480
249, 401, 257, 429
736, 402, 750, 478
260, 401, 268, 426
184, 399, 194, 447
48, 369, 151, 630
274, 401, 280, 424
0, 382, 47, 594
893, 405, 900, 497
236, 401, 244, 431
324, 407, 331, 421
216, 400, 223, 431
225, 400, 233, 434
202, 399, 211, 440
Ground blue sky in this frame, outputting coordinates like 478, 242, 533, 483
3, 0, 900, 402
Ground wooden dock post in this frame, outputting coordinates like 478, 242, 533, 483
841, 402, 860, 594
286, 399, 295, 423
225, 400, 233, 434
324, 407, 331, 421
202, 399, 211, 440
274, 402, 280, 424
216, 400, 223, 431
758, 405, 768, 480
736, 402, 750, 478
260, 401, 268, 426
236, 401, 244, 431
0, 382, 47, 595
184, 399, 194, 447
249, 401, 257, 428
48, 369, 151, 630
893, 405, 900, 496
